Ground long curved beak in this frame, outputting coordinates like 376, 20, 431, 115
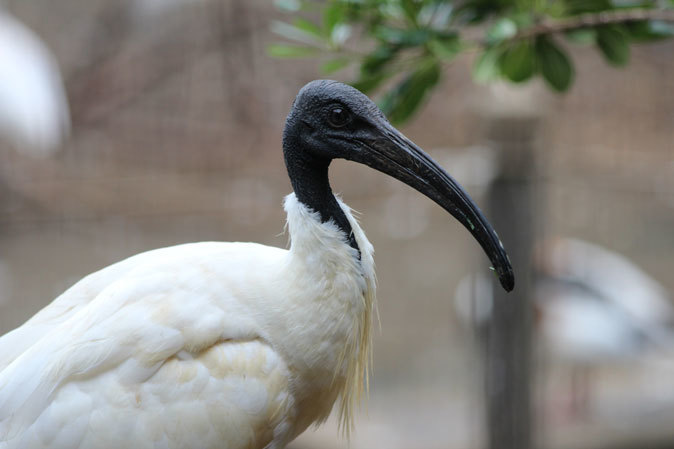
349, 123, 514, 292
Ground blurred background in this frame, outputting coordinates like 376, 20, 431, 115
1, 1, 674, 448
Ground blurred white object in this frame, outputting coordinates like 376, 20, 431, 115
455, 237, 674, 418
0, 10, 70, 156
456, 237, 674, 358
433, 145, 498, 193
540, 238, 674, 339
537, 280, 653, 363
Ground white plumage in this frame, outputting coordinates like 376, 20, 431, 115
0, 194, 375, 449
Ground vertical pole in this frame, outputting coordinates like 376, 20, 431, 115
485, 116, 537, 449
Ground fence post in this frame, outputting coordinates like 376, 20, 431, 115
484, 113, 538, 449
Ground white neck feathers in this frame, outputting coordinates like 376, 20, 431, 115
283, 193, 376, 435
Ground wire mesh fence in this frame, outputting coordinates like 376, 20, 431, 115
1, 1, 673, 448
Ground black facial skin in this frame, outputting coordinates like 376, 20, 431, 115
283, 80, 514, 292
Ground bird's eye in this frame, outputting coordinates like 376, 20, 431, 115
327, 107, 351, 128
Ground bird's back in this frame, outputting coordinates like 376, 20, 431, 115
0, 243, 256, 371
0, 242, 297, 449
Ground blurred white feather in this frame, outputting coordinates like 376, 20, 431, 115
455, 237, 674, 361
0, 9, 70, 156
541, 238, 674, 333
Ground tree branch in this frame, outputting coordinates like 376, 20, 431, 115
513, 8, 674, 41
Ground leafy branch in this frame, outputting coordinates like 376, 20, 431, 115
500, 8, 674, 42
270, 0, 674, 124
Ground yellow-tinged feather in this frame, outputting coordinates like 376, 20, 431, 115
334, 273, 376, 438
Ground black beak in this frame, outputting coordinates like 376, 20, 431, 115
349, 123, 514, 292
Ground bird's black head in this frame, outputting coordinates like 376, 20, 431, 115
283, 79, 386, 163
283, 80, 515, 292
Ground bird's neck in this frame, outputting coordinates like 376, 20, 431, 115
281, 192, 376, 435
284, 145, 359, 253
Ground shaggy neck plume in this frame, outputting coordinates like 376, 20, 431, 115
282, 192, 377, 438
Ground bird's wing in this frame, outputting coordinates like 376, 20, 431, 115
0, 242, 295, 449
0, 244, 196, 371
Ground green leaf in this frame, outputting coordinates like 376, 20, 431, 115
486, 18, 517, 44
381, 60, 441, 124
375, 26, 430, 46
453, 2, 501, 24
351, 72, 391, 94
361, 45, 398, 75
564, 28, 597, 45
473, 45, 505, 83
321, 58, 351, 74
293, 18, 322, 38
596, 25, 630, 66
535, 36, 574, 92
545, 1, 566, 18
508, 12, 535, 29
271, 21, 324, 46
428, 37, 461, 61
499, 40, 536, 83
266, 44, 317, 58
323, 2, 345, 35
400, 0, 422, 24
418, 3, 453, 29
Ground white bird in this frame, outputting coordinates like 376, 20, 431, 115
0, 80, 513, 449
0, 9, 70, 155
539, 238, 674, 417
538, 237, 674, 351
455, 237, 674, 418
457, 237, 673, 357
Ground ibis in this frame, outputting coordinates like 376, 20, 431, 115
537, 238, 674, 418
456, 237, 674, 419
0, 80, 513, 449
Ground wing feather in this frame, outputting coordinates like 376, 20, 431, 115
0, 242, 293, 449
